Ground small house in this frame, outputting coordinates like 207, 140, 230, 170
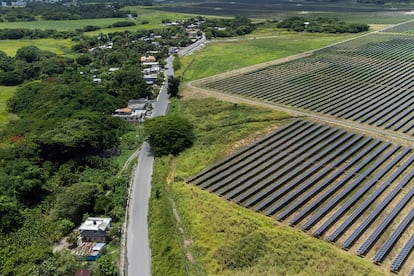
79, 217, 111, 243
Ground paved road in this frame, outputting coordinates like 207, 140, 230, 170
126, 57, 174, 276
178, 35, 206, 56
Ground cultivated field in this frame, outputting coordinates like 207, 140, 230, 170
188, 119, 414, 274
196, 26, 414, 137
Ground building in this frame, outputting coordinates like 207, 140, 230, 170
112, 107, 147, 122
79, 217, 111, 243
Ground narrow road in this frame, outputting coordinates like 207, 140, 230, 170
125, 56, 174, 276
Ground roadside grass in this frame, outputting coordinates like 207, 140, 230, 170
0, 39, 75, 56
0, 86, 18, 129
149, 97, 386, 275
149, 98, 292, 275
176, 32, 359, 81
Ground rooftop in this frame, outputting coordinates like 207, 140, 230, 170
79, 217, 111, 232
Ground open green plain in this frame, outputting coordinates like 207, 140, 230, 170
177, 32, 360, 81
0, 38, 75, 56
149, 98, 387, 275
0, 18, 128, 31
0, 86, 17, 129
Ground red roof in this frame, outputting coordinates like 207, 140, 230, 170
75, 269, 92, 276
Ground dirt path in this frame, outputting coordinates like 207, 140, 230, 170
166, 160, 195, 264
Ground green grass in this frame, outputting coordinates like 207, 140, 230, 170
0, 86, 18, 129
172, 183, 386, 275
149, 97, 386, 275
176, 32, 359, 81
0, 18, 128, 31
149, 98, 291, 275
0, 39, 75, 56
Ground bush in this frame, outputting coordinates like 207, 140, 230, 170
111, 21, 136, 28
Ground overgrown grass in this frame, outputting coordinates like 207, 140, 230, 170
176, 32, 359, 81
172, 183, 386, 275
0, 39, 75, 56
149, 97, 386, 275
0, 86, 18, 129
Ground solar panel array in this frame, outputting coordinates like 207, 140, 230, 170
198, 33, 414, 136
188, 120, 414, 273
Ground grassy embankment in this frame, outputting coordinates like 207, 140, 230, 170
149, 98, 387, 275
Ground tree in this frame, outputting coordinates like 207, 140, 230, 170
0, 195, 22, 233
144, 115, 195, 156
97, 255, 117, 276
167, 76, 180, 97
15, 46, 42, 63
54, 182, 100, 224
75, 55, 92, 66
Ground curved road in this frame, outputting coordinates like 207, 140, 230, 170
126, 56, 174, 276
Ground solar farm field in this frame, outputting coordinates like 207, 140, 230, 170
187, 119, 414, 274
196, 24, 414, 137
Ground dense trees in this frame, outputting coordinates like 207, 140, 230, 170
201, 16, 256, 38
167, 76, 181, 97
0, 3, 135, 22
144, 115, 195, 156
277, 16, 369, 33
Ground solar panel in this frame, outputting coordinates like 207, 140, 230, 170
390, 233, 414, 272
373, 207, 414, 264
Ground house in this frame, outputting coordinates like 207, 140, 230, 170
128, 98, 148, 110
143, 74, 158, 85
113, 107, 147, 122
75, 242, 106, 261
108, 67, 119, 72
79, 217, 111, 243
140, 56, 156, 63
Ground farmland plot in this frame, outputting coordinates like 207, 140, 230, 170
197, 32, 414, 136
188, 120, 414, 274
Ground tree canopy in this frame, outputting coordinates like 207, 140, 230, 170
144, 115, 195, 156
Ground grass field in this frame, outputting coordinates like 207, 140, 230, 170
0, 18, 128, 31
149, 97, 386, 275
0, 86, 17, 129
176, 32, 359, 81
0, 39, 75, 56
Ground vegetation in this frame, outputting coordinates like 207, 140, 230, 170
144, 115, 195, 156
0, 86, 17, 128
0, 39, 75, 56
176, 32, 358, 81
277, 16, 369, 33
0, 3, 135, 22
167, 76, 181, 97
149, 97, 385, 274
149, 98, 291, 275
201, 16, 256, 38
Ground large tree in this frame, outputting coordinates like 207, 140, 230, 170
144, 115, 194, 156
